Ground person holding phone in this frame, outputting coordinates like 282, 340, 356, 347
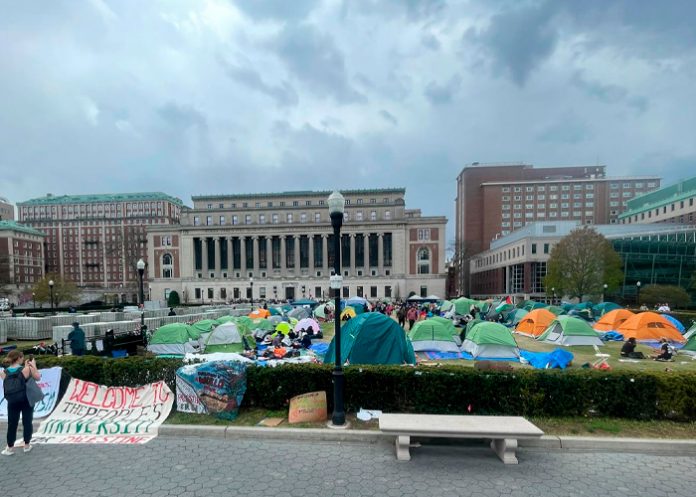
1, 350, 41, 455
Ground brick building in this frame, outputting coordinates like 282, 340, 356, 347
619, 176, 696, 225
146, 189, 447, 304
454, 163, 661, 296
0, 197, 14, 221
0, 221, 45, 300
17, 193, 183, 302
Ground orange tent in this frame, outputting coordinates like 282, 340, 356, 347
248, 308, 270, 319
616, 312, 685, 343
594, 309, 635, 332
515, 308, 556, 337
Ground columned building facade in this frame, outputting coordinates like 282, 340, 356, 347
147, 189, 446, 304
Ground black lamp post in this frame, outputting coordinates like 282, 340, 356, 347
603, 283, 608, 303
250, 276, 254, 310
32, 292, 36, 310
551, 287, 555, 305
636, 281, 641, 306
137, 259, 146, 326
328, 190, 345, 427
48, 279, 54, 314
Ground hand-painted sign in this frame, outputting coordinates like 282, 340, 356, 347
288, 391, 327, 424
176, 361, 247, 420
33, 378, 173, 444
0, 367, 62, 419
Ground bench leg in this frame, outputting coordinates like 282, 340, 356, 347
395, 435, 411, 461
490, 438, 518, 464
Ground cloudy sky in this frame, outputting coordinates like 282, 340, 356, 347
2, 0, 695, 246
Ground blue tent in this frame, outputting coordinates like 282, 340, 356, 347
662, 314, 685, 333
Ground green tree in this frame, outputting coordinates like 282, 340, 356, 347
544, 226, 623, 300
167, 290, 181, 307
32, 274, 81, 306
638, 284, 691, 309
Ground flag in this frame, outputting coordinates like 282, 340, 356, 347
495, 296, 513, 314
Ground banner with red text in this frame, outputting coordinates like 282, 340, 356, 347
34, 378, 174, 444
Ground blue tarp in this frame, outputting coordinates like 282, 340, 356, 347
519, 349, 574, 369
309, 342, 330, 358
420, 351, 520, 362
602, 331, 624, 342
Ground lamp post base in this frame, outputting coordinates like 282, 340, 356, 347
326, 419, 351, 430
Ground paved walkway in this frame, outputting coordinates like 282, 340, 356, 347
1, 437, 694, 496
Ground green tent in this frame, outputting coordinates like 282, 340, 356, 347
291, 299, 318, 307
147, 323, 200, 355
440, 301, 454, 312
408, 317, 459, 352
681, 333, 696, 356
546, 305, 565, 316
191, 319, 218, 334
523, 301, 547, 312
505, 308, 529, 325
251, 318, 274, 332
465, 318, 483, 337
453, 297, 477, 315
684, 322, 696, 341
268, 307, 282, 316
324, 313, 416, 365
203, 322, 245, 353
537, 315, 603, 346
233, 316, 253, 334
592, 302, 622, 317
461, 322, 519, 360
214, 315, 236, 325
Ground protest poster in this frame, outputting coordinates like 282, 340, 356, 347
176, 361, 247, 420
0, 367, 62, 420
33, 378, 173, 444
288, 391, 327, 424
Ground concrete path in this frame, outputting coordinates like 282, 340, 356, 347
1, 436, 695, 497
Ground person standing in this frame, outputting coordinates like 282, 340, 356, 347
68, 322, 86, 356
1, 351, 41, 455
407, 306, 418, 330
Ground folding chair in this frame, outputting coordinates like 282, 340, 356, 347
592, 344, 610, 368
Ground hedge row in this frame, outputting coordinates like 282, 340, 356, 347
35, 357, 696, 421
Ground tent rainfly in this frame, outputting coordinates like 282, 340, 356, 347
537, 316, 603, 347
461, 321, 520, 360
408, 317, 459, 352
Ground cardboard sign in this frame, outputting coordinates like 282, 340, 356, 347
1, 367, 62, 420
288, 391, 327, 424
33, 378, 173, 444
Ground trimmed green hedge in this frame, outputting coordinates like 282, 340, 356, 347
35, 357, 696, 421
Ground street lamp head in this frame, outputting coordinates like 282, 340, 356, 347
603, 283, 608, 289
249, 276, 254, 284
137, 259, 146, 271
48, 280, 54, 288
327, 190, 345, 215
636, 281, 641, 287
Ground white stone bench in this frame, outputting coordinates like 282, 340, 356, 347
379, 414, 544, 464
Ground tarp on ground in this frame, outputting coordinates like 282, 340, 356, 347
515, 308, 556, 337
148, 323, 201, 355
519, 348, 574, 369
616, 312, 685, 343
324, 312, 416, 365
408, 317, 459, 352
461, 321, 519, 360
594, 309, 635, 333
203, 322, 245, 353
538, 316, 603, 347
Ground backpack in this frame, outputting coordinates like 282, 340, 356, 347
3, 369, 27, 405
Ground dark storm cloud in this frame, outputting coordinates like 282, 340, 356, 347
424, 75, 461, 105
379, 109, 398, 126
217, 56, 299, 107
571, 72, 648, 113
231, 0, 321, 21
272, 23, 366, 104
466, 2, 558, 86
157, 102, 208, 130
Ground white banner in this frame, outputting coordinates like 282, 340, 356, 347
34, 378, 174, 444
0, 367, 62, 420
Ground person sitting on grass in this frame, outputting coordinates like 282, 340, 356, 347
620, 337, 645, 359
651, 338, 674, 361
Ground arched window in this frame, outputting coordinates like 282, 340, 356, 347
417, 247, 430, 274
162, 253, 173, 278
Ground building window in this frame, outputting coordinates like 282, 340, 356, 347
272, 214, 279, 224
162, 253, 173, 278
219, 215, 225, 225
417, 247, 430, 274
293, 201, 299, 207
356, 211, 363, 221
287, 213, 293, 223
194, 216, 200, 226
384, 210, 391, 220
300, 213, 307, 223
417, 228, 430, 240
206, 216, 212, 226
315, 213, 321, 223
232, 215, 239, 225
420, 286, 428, 298
370, 211, 377, 221
259, 214, 266, 224
245, 215, 252, 224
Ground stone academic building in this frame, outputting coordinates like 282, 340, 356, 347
146, 189, 447, 304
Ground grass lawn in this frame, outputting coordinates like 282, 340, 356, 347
166, 408, 696, 439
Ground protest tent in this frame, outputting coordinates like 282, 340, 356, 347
313, 303, 331, 320
680, 334, 696, 356
522, 300, 547, 312
203, 322, 245, 353
290, 299, 319, 308
324, 312, 416, 365
546, 305, 565, 316
616, 312, 685, 343
505, 308, 529, 326
537, 316, 603, 347
275, 322, 291, 335
148, 323, 201, 355
452, 297, 477, 315
593, 309, 635, 333
408, 317, 459, 352
288, 307, 310, 320
294, 318, 321, 334
661, 314, 686, 333
684, 323, 696, 341
249, 308, 271, 319
464, 318, 484, 338
214, 315, 236, 325
439, 300, 454, 312
233, 316, 253, 334
191, 319, 218, 335
515, 308, 556, 338
340, 307, 357, 321
461, 322, 520, 360
592, 302, 622, 317
268, 307, 283, 316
